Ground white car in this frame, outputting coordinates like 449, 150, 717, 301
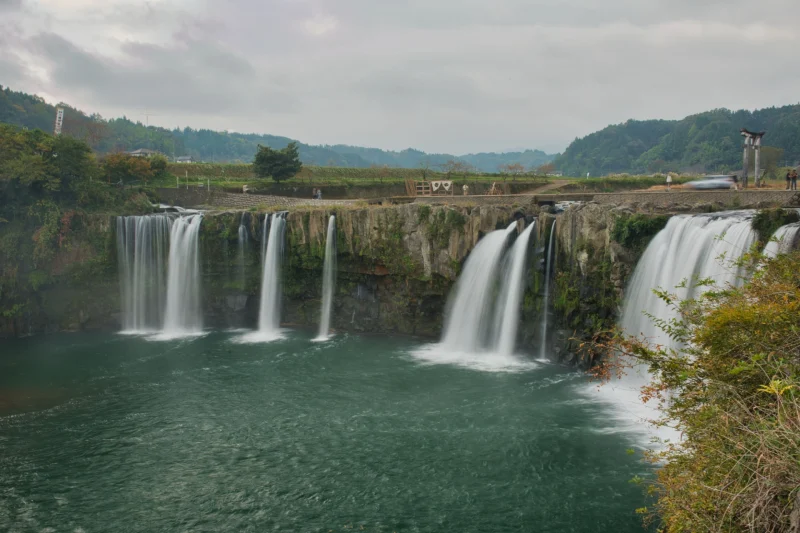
685, 175, 737, 190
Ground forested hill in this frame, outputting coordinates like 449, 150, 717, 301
0, 85, 554, 172
554, 105, 800, 176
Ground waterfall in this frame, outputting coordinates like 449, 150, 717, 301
495, 222, 535, 356
440, 222, 518, 352
116, 215, 172, 332
414, 220, 538, 371
315, 215, 337, 341
538, 220, 556, 361
237, 214, 249, 289
161, 214, 204, 337
621, 213, 755, 351
596, 212, 756, 444
763, 223, 800, 258
255, 213, 287, 339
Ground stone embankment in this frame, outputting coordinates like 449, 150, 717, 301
416, 189, 799, 209
159, 185, 799, 212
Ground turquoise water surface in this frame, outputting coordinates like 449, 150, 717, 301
0, 331, 651, 532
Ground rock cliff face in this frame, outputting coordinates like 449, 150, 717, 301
1, 200, 669, 370
543, 202, 668, 366
0, 213, 120, 337
200, 204, 530, 337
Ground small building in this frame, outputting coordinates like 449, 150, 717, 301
176, 156, 194, 163
127, 148, 160, 158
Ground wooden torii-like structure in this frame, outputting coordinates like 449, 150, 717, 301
741, 128, 766, 189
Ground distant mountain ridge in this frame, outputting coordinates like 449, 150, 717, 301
0, 85, 555, 172
554, 106, 800, 176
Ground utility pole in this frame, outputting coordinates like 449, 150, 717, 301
140, 109, 158, 151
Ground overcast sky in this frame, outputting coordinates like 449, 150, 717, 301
1, 0, 798, 154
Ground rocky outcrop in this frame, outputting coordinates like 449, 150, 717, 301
541, 202, 668, 367
1, 199, 664, 371
200, 204, 532, 337
0, 213, 120, 337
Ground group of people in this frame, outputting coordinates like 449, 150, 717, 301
311, 188, 323, 200
786, 169, 799, 191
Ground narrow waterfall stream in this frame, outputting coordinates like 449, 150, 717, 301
160, 214, 204, 338
538, 220, 556, 361
239, 212, 286, 342
594, 212, 757, 444
315, 215, 337, 341
116, 215, 172, 333
495, 222, 535, 357
763, 223, 800, 258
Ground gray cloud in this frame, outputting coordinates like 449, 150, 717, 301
26, 31, 293, 117
2, 0, 799, 153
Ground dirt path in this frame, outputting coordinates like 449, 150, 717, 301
522, 180, 572, 195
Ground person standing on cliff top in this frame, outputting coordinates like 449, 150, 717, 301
665, 174, 672, 192
792, 170, 798, 191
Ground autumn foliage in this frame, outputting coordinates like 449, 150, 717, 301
102, 153, 154, 185
600, 251, 800, 532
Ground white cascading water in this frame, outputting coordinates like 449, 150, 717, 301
160, 214, 204, 338
315, 215, 337, 341
495, 222, 536, 356
538, 219, 556, 361
253, 213, 287, 340
414, 221, 538, 372
440, 222, 518, 352
595, 212, 756, 444
116, 215, 172, 332
763, 223, 800, 258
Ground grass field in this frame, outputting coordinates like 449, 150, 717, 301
164, 162, 550, 188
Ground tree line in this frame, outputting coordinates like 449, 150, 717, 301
555, 106, 800, 176
0, 85, 555, 172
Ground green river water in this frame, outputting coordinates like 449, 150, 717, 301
0, 331, 651, 532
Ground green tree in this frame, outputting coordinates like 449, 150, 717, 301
252, 142, 302, 182
148, 154, 169, 179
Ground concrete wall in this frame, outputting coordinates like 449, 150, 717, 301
156, 187, 800, 211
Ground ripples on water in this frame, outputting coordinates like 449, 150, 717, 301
0, 331, 652, 532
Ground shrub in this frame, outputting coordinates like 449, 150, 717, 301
604, 251, 800, 532
610, 213, 669, 252
751, 208, 800, 244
